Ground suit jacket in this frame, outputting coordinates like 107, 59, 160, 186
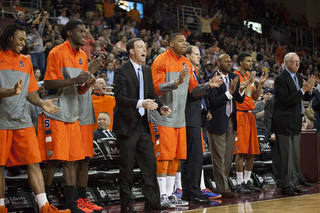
93, 128, 116, 141
312, 89, 320, 130
185, 68, 208, 128
113, 61, 163, 136
206, 71, 245, 134
272, 70, 312, 135
264, 95, 275, 139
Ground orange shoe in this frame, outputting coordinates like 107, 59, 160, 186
74, 199, 93, 213
40, 202, 71, 213
0, 206, 7, 213
79, 198, 103, 211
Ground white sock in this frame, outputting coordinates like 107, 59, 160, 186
244, 170, 252, 183
157, 177, 167, 196
200, 169, 206, 190
174, 172, 182, 189
0, 198, 4, 206
166, 176, 175, 195
236, 172, 244, 185
35, 193, 48, 210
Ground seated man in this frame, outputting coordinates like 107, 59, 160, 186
94, 112, 116, 141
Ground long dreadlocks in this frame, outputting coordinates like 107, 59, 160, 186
0, 24, 25, 51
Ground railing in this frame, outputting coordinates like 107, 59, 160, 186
177, 5, 203, 32
295, 28, 317, 48
0, 10, 59, 23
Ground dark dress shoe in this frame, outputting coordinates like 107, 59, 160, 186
221, 189, 237, 198
144, 202, 169, 211
301, 181, 313, 187
190, 196, 210, 204
281, 188, 297, 196
121, 205, 139, 213
292, 186, 308, 193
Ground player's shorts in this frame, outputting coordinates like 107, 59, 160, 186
149, 123, 187, 160
234, 111, 260, 155
0, 127, 41, 167
38, 114, 85, 162
80, 124, 94, 157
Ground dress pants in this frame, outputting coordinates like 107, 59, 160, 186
118, 117, 160, 208
207, 117, 236, 193
276, 133, 301, 189
181, 126, 203, 198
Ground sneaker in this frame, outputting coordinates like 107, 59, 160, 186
244, 180, 261, 192
173, 188, 183, 198
78, 198, 103, 211
160, 194, 175, 208
168, 193, 189, 206
65, 201, 92, 213
40, 202, 71, 213
0, 206, 7, 213
201, 188, 222, 200
235, 182, 251, 194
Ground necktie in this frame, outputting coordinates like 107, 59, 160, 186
294, 75, 304, 114
225, 76, 232, 117
104, 130, 113, 138
138, 67, 145, 116
193, 70, 207, 111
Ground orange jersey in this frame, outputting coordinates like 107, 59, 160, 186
91, 92, 116, 131
102, 2, 116, 18
0, 50, 38, 130
126, 9, 141, 22
234, 70, 255, 111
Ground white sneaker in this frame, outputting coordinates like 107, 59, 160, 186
160, 194, 175, 208
168, 193, 189, 206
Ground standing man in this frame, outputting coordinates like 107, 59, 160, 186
38, 20, 96, 212
149, 33, 223, 205
252, 88, 273, 137
206, 54, 248, 198
26, 11, 49, 79
102, 0, 119, 29
0, 23, 68, 213
272, 52, 314, 195
233, 52, 268, 193
113, 38, 171, 212
181, 45, 220, 204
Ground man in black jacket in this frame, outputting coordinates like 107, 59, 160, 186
272, 52, 315, 195
113, 38, 171, 212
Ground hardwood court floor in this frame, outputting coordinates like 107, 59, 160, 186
102, 183, 320, 213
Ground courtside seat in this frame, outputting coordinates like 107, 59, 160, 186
97, 168, 141, 181
203, 164, 213, 173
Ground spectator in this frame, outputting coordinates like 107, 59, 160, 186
126, 3, 141, 23
116, 35, 127, 53
194, 9, 220, 46
252, 88, 273, 137
102, 0, 119, 29
211, 13, 220, 39
187, 31, 201, 45
180, 25, 191, 40
92, 78, 116, 131
34, 67, 41, 82
26, 12, 49, 79
304, 100, 314, 129
105, 61, 115, 84
55, 0, 67, 17
79, 27, 95, 61
152, 17, 164, 34
13, 0, 25, 13
57, 10, 70, 25
275, 44, 288, 66
43, 0, 54, 17
14, 12, 28, 27
93, 112, 116, 141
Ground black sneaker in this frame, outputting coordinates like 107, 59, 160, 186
235, 182, 251, 194
244, 180, 261, 192
64, 201, 88, 213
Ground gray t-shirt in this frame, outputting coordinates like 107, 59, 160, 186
26, 24, 44, 54
253, 101, 266, 130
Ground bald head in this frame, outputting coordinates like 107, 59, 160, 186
217, 54, 232, 74
94, 78, 107, 94
284, 52, 300, 73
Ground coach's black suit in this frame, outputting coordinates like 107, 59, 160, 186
206, 70, 244, 193
181, 68, 208, 200
272, 69, 311, 193
113, 61, 163, 210
93, 128, 116, 141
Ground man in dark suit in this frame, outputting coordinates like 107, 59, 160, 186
206, 54, 248, 198
93, 111, 116, 141
113, 38, 171, 212
272, 52, 315, 196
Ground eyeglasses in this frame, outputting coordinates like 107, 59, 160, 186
289, 60, 300, 64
